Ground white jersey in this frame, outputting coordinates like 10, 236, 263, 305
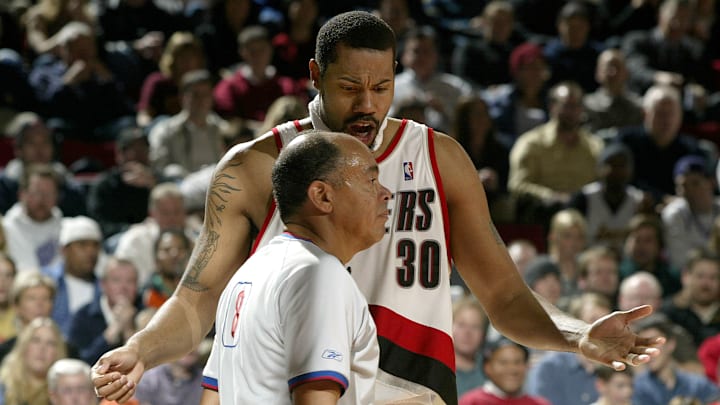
203, 233, 378, 404
241, 118, 456, 404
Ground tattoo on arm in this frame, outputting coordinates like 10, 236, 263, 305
181, 162, 242, 292
489, 220, 506, 247
182, 230, 219, 292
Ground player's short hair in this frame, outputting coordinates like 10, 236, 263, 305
272, 131, 344, 222
315, 11, 396, 77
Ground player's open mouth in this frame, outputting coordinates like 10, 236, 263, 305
347, 123, 375, 144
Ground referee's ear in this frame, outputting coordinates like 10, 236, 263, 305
307, 179, 335, 215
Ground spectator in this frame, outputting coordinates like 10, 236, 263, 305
86, 126, 158, 239
47, 358, 97, 405
662, 156, 720, 269
546, 209, 588, 295
453, 296, 488, 398
526, 292, 612, 405
577, 246, 620, 305
28, 22, 135, 141
149, 69, 226, 179
590, 367, 634, 405
507, 239, 538, 274
523, 256, 563, 306
0, 317, 67, 405
618, 271, 663, 311
256, 95, 308, 135
543, 1, 605, 93
44, 215, 102, 337
68, 257, 140, 365
136, 31, 206, 128
698, 333, 720, 384
509, 82, 603, 223
483, 41, 549, 141
619, 213, 681, 297
213, 25, 303, 123
114, 182, 192, 286
622, 0, 712, 93
392, 25, 473, 132
583, 49, 644, 134
616, 85, 706, 202
459, 338, 551, 405
271, 0, 319, 81
22, 0, 97, 57
0, 253, 16, 343
194, 0, 260, 74
617, 270, 701, 372
374, 0, 416, 74
451, 95, 511, 211
142, 230, 192, 309
451, 1, 524, 88
134, 338, 210, 405
632, 313, 720, 404
98, 0, 186, 45
0, 112, 87, 216
568, 143, 648, 251
0, 270, 56, 360
2, 164, 64, 271
662, 249, 720, 347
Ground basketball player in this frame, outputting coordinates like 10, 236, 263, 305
93, 11, 662, 405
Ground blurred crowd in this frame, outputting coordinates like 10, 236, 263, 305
1, 0, 720, 404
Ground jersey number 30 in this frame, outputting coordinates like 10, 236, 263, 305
396, 239, 441, 288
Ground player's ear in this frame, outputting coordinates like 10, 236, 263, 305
307, 179, 333, 214
309, 59, 320, 90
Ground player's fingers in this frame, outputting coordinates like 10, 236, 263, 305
635, 335, 666, 349
115, 382, 137, 404
624, 352, 650, 366
621, 305, 653, 322
611, 360, 627, 371
100, 375, 132, 402
92, 358, 111, 376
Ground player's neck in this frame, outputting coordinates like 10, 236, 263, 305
373, 117, 401, 157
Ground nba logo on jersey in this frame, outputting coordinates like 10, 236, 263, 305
403, 161, 414, 181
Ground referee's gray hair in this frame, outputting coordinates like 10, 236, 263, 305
47, 358, 92, 391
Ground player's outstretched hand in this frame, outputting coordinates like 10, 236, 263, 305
578, 305, 665, 371
92, 345, 145, 403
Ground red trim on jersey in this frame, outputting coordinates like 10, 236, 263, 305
251, 201, 277, 254
370, 304, 455, 372
271, 127, 283, 151
375, 119, 408, 163
202, 376, 218, 391
427, 128, 452, 262
288, 371, 348, 393
293, 119, 303, 132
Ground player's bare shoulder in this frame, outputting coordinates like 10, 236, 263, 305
207, 131, 279, 218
